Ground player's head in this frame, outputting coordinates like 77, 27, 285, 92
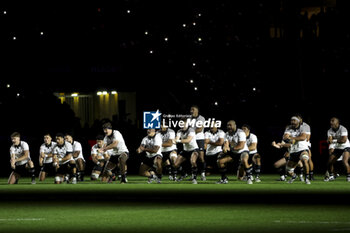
102, 122, 113, 136
147, 128, 156, 137
10, 132, 21, 145
55, 133, 65, 145
227, 120, 236, 132
96, 135, 104, 147
294, 113, 303, 123
180, 118, 190, 131
64, 133, 73, 143
210, 125, 218, 133
43, 133, 52, 145
242, 124, 251, 136
190, 105, 199, 117
290, 116, 301, 129
330, 117, 340, 130
160, 122, 168, 132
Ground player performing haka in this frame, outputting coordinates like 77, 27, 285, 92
65, 133, 86, 181
217, 120, 252, 184
204, 125, 225, 177
159, 124, 178, 181
242, 124, 261, 182
8, 132, 36, 184
38, 134, 57, 181
91, 135, 110, 181
136, 129, 163, 183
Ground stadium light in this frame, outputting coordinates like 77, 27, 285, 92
97, 91, 102, 96
71, 93, 78, 97
102, 91, 108, 95
190, 79, 194, 83
7, 84, 10, 88
194, 87, 198, 91
111, 91, 117, 95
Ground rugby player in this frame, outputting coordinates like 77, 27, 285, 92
190, 105, 206, 181
136, 128, 163, 183
174, 119, 200, 184
65, 133, 86, 181
52, 133, 77, 184
8, 132, 36, 184
38, 134, 56, 181
159, 124, 178, 180
100, 122, 129, 184
325, 117, 350, 182
242, 124, 261, 182
204, 125, 225, 176
91, 135, 110, 181
217, 120, 252, 184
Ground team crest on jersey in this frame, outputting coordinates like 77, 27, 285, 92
143, 110, 161, 129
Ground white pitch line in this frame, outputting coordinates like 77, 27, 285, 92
0, 218, 44, 221
273, 220, 350, 225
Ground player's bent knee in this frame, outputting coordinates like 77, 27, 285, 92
91, 173, 100, 180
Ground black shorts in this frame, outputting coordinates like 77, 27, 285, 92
162, 150, 177, 162
196, 140, 205, 151
289, 150, 309, 163
41, 162, 56, 174
180, 150, 198, 159
205, 153, 221, 167
332, 148, 350, 158
56, 162, 71, 175
141, 155, 161, 168
92, 164, 104, 172
13, 163, 29, 176
218, 151, 239, 160
109, 152, 129, 164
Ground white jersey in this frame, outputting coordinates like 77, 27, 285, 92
177, 128, 198, 151
327, 125, 350, 150
284, 125, 309, 153
71, 141, 85, 161
204, 129, 225, 156
140, 134, 163, 158
224, 129, 249, 154
39, 142, 57, 164
301, 122, 311, 148
189, 115, 205, 140
53, 141, 74, 165
103, 130, 129, 155
159, 129, 177, 153
91, 144, 108, 161
10, 141, 31, 166
246, 133, 258, 155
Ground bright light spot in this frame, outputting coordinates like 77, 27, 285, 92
40, 32, 44, 35
126, 10, 131, 14
7, 84, 10, 88
192, 63, 196, 67
149, 50, 153, 54
17, 93, 20, 97
182, 24, 186, 28
190, 79, 194, 83
13, 36, 16, 40
198, 37, 202, 42
164, 37, 168, 41
97, 91, 102, 96
3, 11, 7, 15
71, 93, 78, 97
198, 13, 201, 17
194, 87, 198, 91
192, 22, 196, 26
102, 91, 108, 95
214, 102, 218, 106
253, 87, 256, 91
111, 91, 117, 94
144, 31, 148, 35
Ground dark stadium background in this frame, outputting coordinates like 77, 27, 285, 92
1, 0, 350, 177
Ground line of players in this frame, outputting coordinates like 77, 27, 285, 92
8, 108, 350, 185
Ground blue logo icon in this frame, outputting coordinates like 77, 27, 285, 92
143, 110, 162, 129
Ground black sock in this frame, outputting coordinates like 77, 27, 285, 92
254, 165, 261, 177
278, 167, 285, 177
201, 162, 206, 174
191, 167, 198, 179
245, 167, 253, 179
165, 165, 172, 175
219, 168, 227, 180
29, 168, 35, 180
80, 171, 85, 181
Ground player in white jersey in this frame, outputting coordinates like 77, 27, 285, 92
190, 105, 206, 181
136, 129, 163, 183
100, 122, 129, 184
52, 133, 77, 184
217, 120, 252, 184
204, 126, 225, 178
297, 115, 314, 180
174, 119, 200, 184
325, 117, 350, 182
8, 132, 36, 184
91, 135, 111, 181
65, 133, 86, 181
159, 124, 178, 181
283, 116, 311, 184
38, 134, 57, 181
242, 125, 261, 182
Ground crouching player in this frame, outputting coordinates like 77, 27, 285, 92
159, 124, 178, 181
52, 133, 77, 184
136, 129, 163, 183
204, 126, 225, 177
284, 117, 311, 185
39, 134, 57, 181
91, 135, 110, 181
8, 132, 36, 184
65, 133, 86, 181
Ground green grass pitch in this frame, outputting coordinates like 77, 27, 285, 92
1, 174, 350, 233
